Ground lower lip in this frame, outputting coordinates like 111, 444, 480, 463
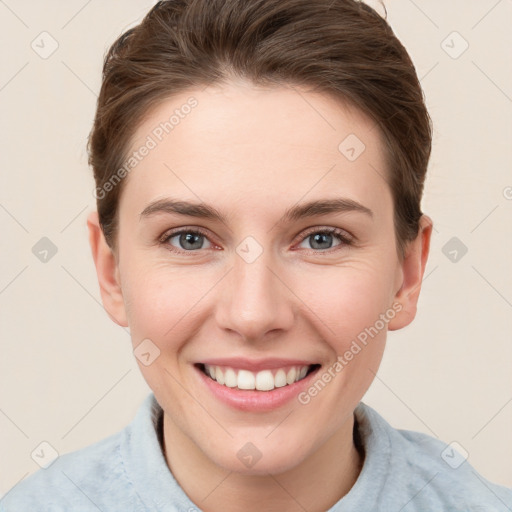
194, 365, 321, 412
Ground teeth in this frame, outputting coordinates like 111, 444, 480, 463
286, 367, 297, 385
215, 366, 225, 385
224, 368, 237, 388
255, 370, 274, 391
274, 369, 287, 388
203, 364, 313, 391
238, 370, 255, 390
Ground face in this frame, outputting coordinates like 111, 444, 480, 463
89, 79, 431, 476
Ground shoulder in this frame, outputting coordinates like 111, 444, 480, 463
355, 402, 512, 511
393, 427, 512, 510
0, 429, 139, 512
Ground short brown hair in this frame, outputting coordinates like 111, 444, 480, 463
88, 0, 432, 260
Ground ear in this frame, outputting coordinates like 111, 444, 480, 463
387, 214, 433, 331
87, 211, 128, 327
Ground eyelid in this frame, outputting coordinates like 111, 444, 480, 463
159, 227, 219, 255
158, 226, 212, 245
297, 226, 354, 244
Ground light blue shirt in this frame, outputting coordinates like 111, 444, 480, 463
2, 393, 511, 511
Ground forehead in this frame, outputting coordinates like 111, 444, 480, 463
118, 81, 391, 220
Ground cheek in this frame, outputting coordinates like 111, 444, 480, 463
122, 268, 203, 403
300, 262, 395, 348
121, 264, 204, 344
290, 266, 393, 433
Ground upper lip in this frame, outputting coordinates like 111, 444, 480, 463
197, 357, 318, 372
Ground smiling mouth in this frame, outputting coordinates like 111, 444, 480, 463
196, 363, 321, 391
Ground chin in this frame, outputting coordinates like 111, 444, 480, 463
204, 435, 312, 476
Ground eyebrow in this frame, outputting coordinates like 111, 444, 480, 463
139, 197, 373, 225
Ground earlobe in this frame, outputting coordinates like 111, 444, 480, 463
87, 211, 129, 327
387, 215, 433, 331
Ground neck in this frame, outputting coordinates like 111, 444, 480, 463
162, 413, 363, 512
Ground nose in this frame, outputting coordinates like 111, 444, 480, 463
214, 246, 295, 343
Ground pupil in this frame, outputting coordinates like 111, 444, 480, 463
182, 233, 202, 249
312, 233, 332, 249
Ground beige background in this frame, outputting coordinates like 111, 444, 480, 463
1, 0, 511, 497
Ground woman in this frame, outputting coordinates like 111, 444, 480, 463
2, 0, 511, 510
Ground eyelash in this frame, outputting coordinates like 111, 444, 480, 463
159, 226, 354, 255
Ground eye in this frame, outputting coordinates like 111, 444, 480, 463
159, 226, 353, 255
160, 228, 213, 253
296, 227, 353, 252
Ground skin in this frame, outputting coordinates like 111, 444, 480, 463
88, 78, 432, 512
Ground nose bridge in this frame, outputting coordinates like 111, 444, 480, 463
215, 242, 293, 340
